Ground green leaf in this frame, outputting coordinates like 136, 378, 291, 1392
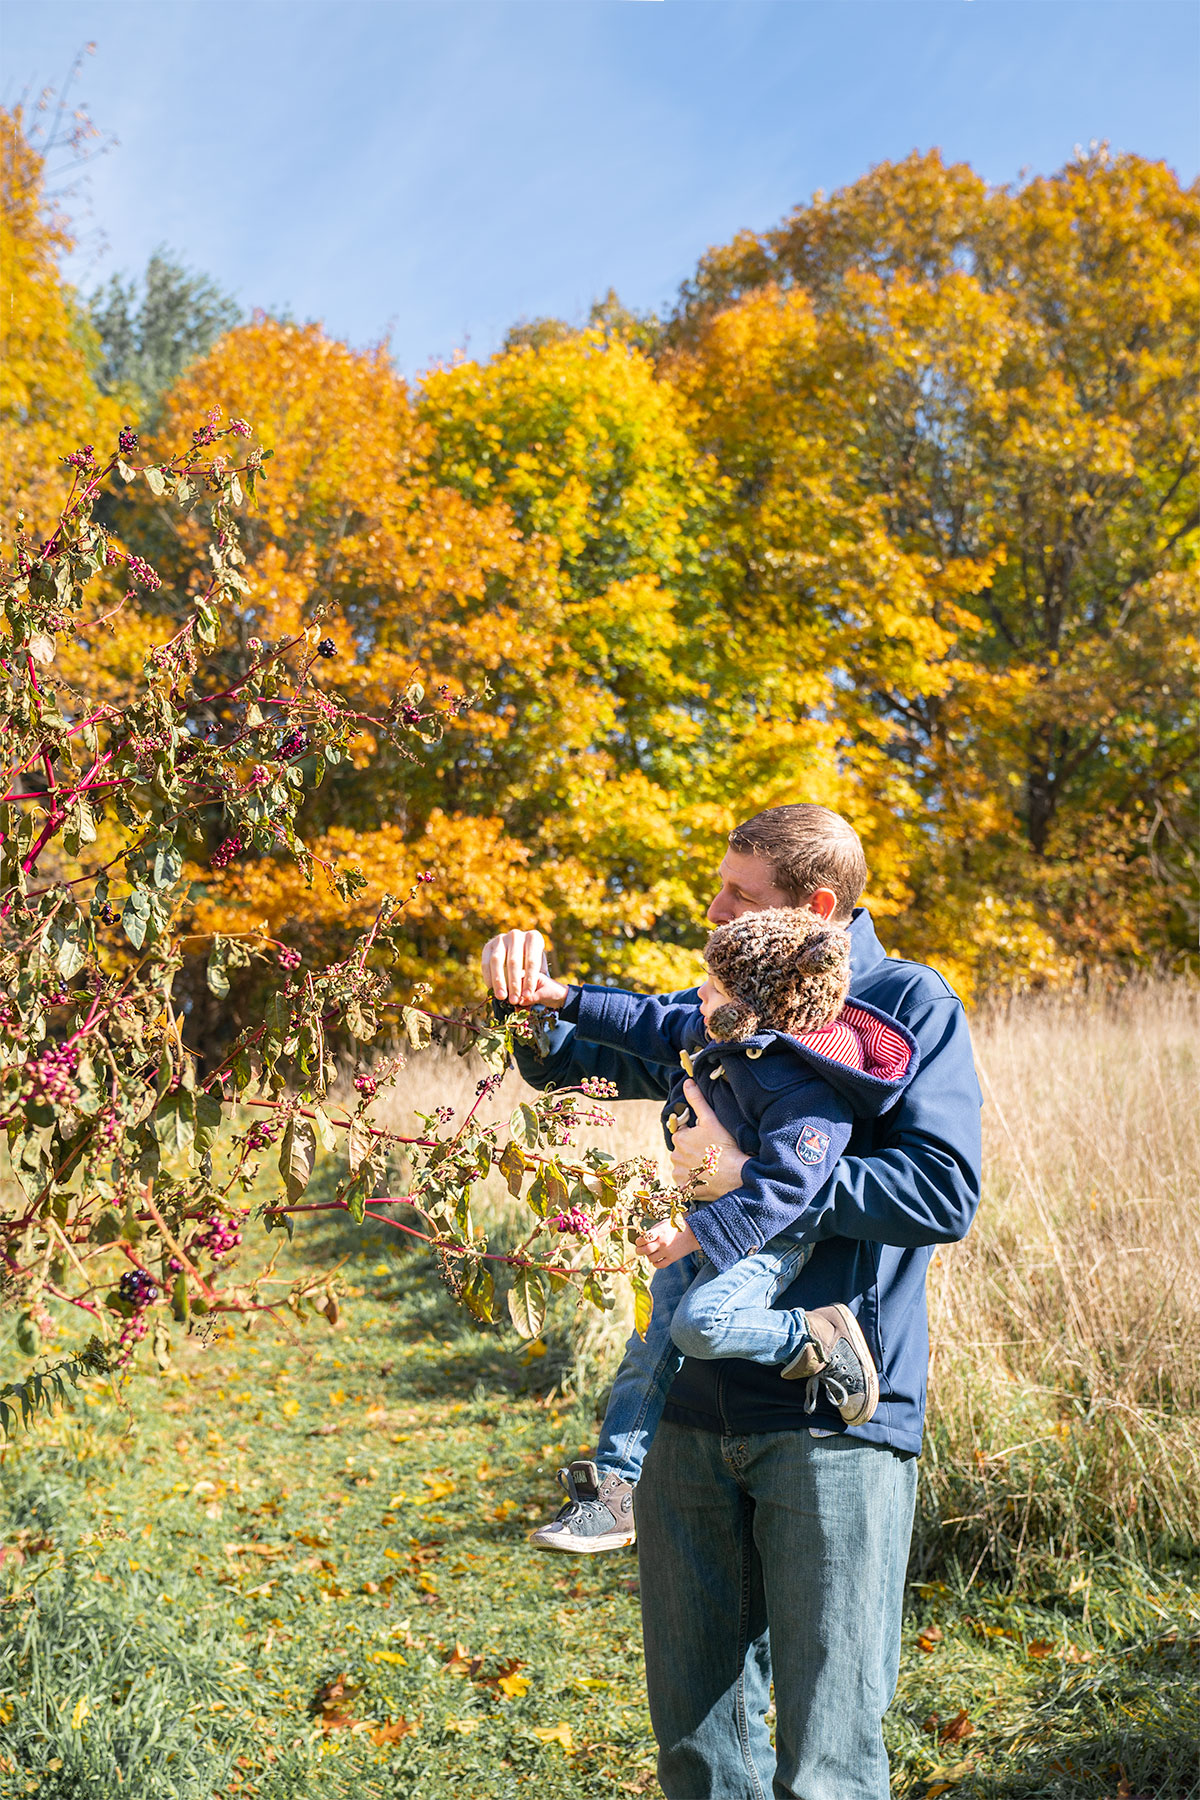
15, 1312, 40, 1358
206, 941, 229, 999
542, 1164, 569, 1211
154, 1089, 196, 1157
194, 1091, 223, 1155
170, 1272, 190, 1325
312, 1105, 337, 1154
280, 1115, 316, 1203
507, 1266, 547, 1340
462, 1263, 495, 1324
121, 886, 151, 949
498, 1141, 526, 1198
511, 1102, 540, 1150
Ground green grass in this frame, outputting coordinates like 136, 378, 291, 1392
2, 1209, 1197, 1800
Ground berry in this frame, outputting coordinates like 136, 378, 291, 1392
119, 1268, 159, 1309
317, 637, 336, 658
353, 1072, 377, 1099
126, 554, 162, 592
118, 426, 139, 456
552, 1207, 593, 1236
276, 945, 302, 971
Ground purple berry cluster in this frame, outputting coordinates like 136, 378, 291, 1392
211, 831, 244, 870
277, 945, 302, 971
580, 1077, 619, 1100
119, 426, 139, 455
552, 1207, 593, 1236
230, 418, 252, 439
190, 1212, 244, 1258
317, 637, 336, 658
279, 729, 307, 760
119, 1267, 159, 1308
126, 554, 162, 592
63, 445, 95, 470
30, 1043, 80, 1105
353, 1072, 377, 1099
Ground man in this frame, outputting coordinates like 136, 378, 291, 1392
482, 803, 982, 1800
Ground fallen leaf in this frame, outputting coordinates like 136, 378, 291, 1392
70, 1696, 90, 1730
497, 1670, 531, 1698
370, 1716, 419, 1745
1026, 1638, 1055, 1658
532, 1721, 575, 1751
309, 1672, 362, 1730
916, 1624, 943, 1653
443, 1717, 477, 1735
280, 1399, 300, 1418
938, 1709, 975, 1746
367, 1650, 407, 1666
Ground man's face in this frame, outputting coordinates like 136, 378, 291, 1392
706, 850, 792, 925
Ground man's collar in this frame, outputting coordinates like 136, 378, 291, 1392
847, 907, 886, 982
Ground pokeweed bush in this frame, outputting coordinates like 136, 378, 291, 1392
0, 418, 699, 1429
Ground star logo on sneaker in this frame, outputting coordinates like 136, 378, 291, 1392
797, 1126, 830, 1165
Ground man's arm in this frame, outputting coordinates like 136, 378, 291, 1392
674, 997, 981, 1248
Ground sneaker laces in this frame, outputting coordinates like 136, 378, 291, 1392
803, 1372, 851, 1414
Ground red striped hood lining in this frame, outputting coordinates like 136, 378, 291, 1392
794, 1003, 911, 1082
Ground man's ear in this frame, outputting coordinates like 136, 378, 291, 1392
808, 886, 838, 921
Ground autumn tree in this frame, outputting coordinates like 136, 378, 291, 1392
668, 148, 1199, 983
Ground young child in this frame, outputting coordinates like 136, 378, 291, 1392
516, 906, 918, 1553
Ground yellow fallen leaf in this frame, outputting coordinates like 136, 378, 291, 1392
422, 1476, 455, 1501
329, 1389, 346, 1406
533, 1721, 574, 1751
443, 1717, 477, 1735
383, 1548, 403, 1561
491, 1499, 517, 1521
497, 1672, 530, 1698
367, 1650, 407, 1665
70, 1696, 90, 1730
281, 1399, 300, 1418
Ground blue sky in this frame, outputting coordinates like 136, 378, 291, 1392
4, 1, 1197, 375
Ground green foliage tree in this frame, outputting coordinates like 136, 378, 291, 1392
89, 250, 242, 420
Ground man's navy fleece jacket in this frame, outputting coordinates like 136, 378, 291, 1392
508, 910, 983, 1456
556, 985, 918, 1274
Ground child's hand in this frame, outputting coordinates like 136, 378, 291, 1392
635, 1221, 700, 1269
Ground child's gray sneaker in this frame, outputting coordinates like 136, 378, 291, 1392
527, 1460, 636, 1553
781, 1303, 880, 1426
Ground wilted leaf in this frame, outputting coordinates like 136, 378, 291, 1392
280, 1115, 316, 1203
498, 1141, 526, 1198
632, 1273, 654, 1340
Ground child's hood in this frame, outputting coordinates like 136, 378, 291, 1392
685, 997, 919, 1119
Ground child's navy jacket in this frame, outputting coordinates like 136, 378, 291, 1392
506, 909, 983, 1455
557, 985, 918, 1275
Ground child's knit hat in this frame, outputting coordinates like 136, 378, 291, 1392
704, 907, 851, 1042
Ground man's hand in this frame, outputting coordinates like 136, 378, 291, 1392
635, 1220, 700, 1269
481, 929, 562, 1006
670, 1079, 747, 1198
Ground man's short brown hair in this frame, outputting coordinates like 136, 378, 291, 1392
728, 804, 868, 921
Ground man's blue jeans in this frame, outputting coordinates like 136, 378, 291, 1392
636, 1417, 918, 1800
595, 1235, 814, 1486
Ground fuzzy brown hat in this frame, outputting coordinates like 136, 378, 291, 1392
703, 908, 851, 1042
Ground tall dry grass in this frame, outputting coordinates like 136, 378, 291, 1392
919, 978, 1199, 1581
367, 980, 1199, 1582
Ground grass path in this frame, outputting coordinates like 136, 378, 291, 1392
2, 1212, 1197, 1799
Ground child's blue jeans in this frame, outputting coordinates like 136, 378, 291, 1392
595, 1234, 816, 1485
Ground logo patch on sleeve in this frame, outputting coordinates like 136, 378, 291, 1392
797, 1126, 831, 1166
